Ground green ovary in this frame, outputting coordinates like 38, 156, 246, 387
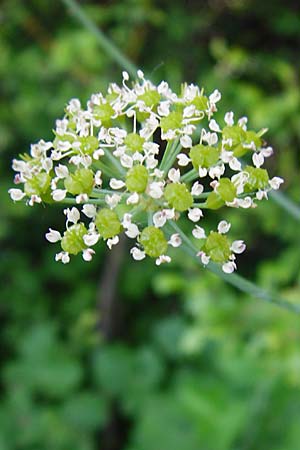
64, 168, 94, 195
164, 182, 193, 211
61, 223, 87, 255
126, 165, 148, 193
204, 232, 231, 263
140, 226, 168, 258
95, 208, 121, 239
189, 144, 220, 169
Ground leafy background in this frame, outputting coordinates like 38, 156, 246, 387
1, 0, 300, 449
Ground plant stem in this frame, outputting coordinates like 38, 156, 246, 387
181, 169, 198, 183
61, 0, 137, 77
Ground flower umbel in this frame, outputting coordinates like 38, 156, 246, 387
9, 71, 283, 271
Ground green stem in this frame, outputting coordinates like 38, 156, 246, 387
181, 168, 198, 183
159, 139, 180, 172
269, 190, 300, 221
62, 197, 106, 205
61, 0, 137, 77
167, 221, 300, 315
103, 149, 126, 177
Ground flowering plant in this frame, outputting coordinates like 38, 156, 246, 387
9, 71, 283, 273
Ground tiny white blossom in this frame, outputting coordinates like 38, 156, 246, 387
192, 226, 206, 239
231, 240, 246, 254
177, 153, 190, 166
55, 251, 70, 264
148, 181, 164, 199
8, 188, 26, 201
209, 119, 221, 132
188, 208, 203, 222
83, 233, 99, 246
269, 177, 284, 190
126, 192, 139, 205
168, 168, 180, 183
197, 251, 210, 265
222, 261, 236, 274
224, 111, 234, 126
209, 89, 221, 104
64, 207, 80, 224
82, 248, 95, 261
82, 204, 97, 218
168, 233, 182, 247
130, 247, 146, 261
217, 220, 231, 234
52, 189, 67, 202
180, 135, 192, 148
46, 228, 62, 243
125, 223, 139, 239
107, 236, 119, 249
110, 178, 125, 189
156, 255, 171, 265
191, 181, 204, 196
252, 152, 264, 168
105, 194, 121, 208
55, 164, 69, 179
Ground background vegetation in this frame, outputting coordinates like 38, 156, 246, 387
1, 1, 300, 449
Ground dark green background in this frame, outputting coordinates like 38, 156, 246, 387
1, 1, 300, 449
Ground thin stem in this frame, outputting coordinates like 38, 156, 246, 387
61, 197, 106, 205
269, 190, 300, 221
103, 149, 126, 177
93, 161, 119, 179
61, 0, 137, 77
167, 221, 300, 315
181, 168, 198, 183
159, 138, 180, 172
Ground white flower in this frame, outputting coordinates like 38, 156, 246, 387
55, 251, 70, 264
269, 177, 284, 190
199, 167, 208, 177
8, 188, 26, 201
130, 247, 146, 261
168, 168, 180, 183
82, 248, 95, 261
191, 181, 204, 196
180, 135, 192, 148
55, 164, 69, 179
45, 228, 62, 243
168, 233, 182, 247
125, 223, 139, 239
209, 89, 221, 104
148, 181, 164, 199
156, 255, 171, 265
93, 149, 105, 159
64, 207, 80, 224
209, 119, 221, 132
157, 101, 170, 116
229, 157, 242, 171
231, 240, 246, 254
177, 153, 190, 166
224, 112, 234, 126
197, 251, 210, 265
222, 261, 236, 273
217, 220, 231, 234
192, 226, 206, 239
83, 233, 99, 246
82, 204, 97, 218
109, 178, 125, 189
76, 194, 89, 204
52, 189, 67, 202
126, 192, 139, 205
107, 236, 119, 249
153, 209, 174, 227
188, 208, 203, 222
105, 194, 121, 208
256, 190, 268, 200
120, 154, 133, 168
252, 152, 264, 168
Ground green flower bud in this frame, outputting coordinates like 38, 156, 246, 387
79, 136, 99, 154
124, 133, 145, 152
126, 165, 148, 193
164, 182, 193, 211
191, 95, 208, 111
206, 192, 224, 210
61, 223, 87, 255
139, 226, 168, 258
93, 103, 114, 125
244, 166, 269, 191
216, 178, 237, 202
24, 172, 51, 197
160, 111, 183, 133
138, 90, 160, 108
223, 125, 247, 157
95, 208, 121, 239
204, 231, 231, 263
64, 168, 94, 195
189, 144, 220, 169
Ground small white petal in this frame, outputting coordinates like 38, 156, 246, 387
107, 236, 119, 249
252, 152, 264, 168
82, 248, 95, 261
148, 182, 164, 199
125, 223, 139, 239
209, 89, 221, 104
130, 247, 146, 261
55, 164, 69, 179
52, 189, 67, 202
64, 207, 80, 224
209, 119, 221, 132
191, 182, 204, 196
177, 153, 190, 166
197, 251, 210, 265
8, 188, 26, 201
109, 178, 125, 189
126, 192, 139, 205
222, 261, 236, 273
192, 226, 206, 239
82, 204, 97, 218
224, 111, 234, 126
217, 220, 231, 234
156, 255, 171, 265
83, 233, 99, 246
122, 71, 129, 81
188, 208, 203, 222
198, 167, 207, 177
168, 233, 182, 248
180, 135, 192, 148
269, 177, 284, 190
231, 240, 246, 254
46, 228, 62, 243
55, 251, 70, 264
168, 168, 180, 183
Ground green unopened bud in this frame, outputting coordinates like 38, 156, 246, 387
164, 182, 193, 211
223, 125, 247, 157
24, 172, 51, 197
138, 90, 160, 108
160, 111, 182, 133
95, 208, 121, 239
139, 226, 168, 258
204, 231, 231, 263
191, 95, 208, 110
61, 223, 87, 255
189, 144, 220, 169
80, 136, 99, 154
124, 133, 145, 152
64, 168, 94, 195
216, 178, 237, 202
126, 165, 148, 193
93, 103, 114, 125
244, 166, 269, 191
206, 192, 224, 210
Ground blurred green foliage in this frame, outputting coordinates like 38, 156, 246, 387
1, 0, 300, 449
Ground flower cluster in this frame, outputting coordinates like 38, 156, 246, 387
9, 71, 283, 273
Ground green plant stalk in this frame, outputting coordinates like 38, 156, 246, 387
159, 139, 180, 172
167, 221, 300, 315
61, 0, 137, 77
181, 168, 198, 183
